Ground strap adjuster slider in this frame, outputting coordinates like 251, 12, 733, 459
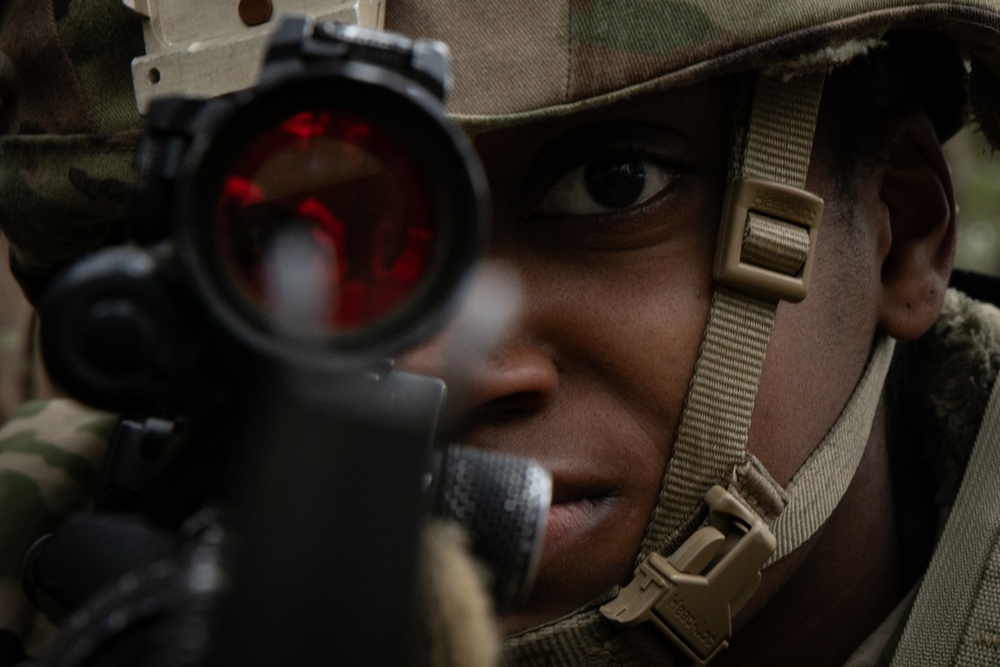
714, 177, 824, 303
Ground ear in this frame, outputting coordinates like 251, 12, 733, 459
877, 109, 957, 341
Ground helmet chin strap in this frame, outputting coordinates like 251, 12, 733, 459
636, 70, 828, 565
505, 69, 895, 666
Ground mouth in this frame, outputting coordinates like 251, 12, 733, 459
541, 477, 619, 561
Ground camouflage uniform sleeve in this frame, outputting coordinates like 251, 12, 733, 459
0, 399, 114, 657
0, 235, 61, 420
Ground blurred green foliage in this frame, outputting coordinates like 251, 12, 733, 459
949, 126, 1000, 275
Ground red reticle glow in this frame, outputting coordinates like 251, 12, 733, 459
215, 111, 436, 332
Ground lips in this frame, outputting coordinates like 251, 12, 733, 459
541, 475, 619, 561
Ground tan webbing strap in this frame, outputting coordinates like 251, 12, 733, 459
638, 286, 776, 558
742, 73, 825, 184
742, 214, 812, 275
504, 71, 828, 667
766, 336, 895, 565
890, 375, 1000, 667
637, 71, 826, 562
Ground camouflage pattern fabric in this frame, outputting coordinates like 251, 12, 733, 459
1, 1, 999, 274
0, 238, 53, 422
0, 0, 143, 275
0, 237, 54, 663
0, 399, 114, 657
385, 0, 1000, 148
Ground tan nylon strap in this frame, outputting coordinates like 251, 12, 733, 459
742, 213, 811, 275
766, 337, 895, 565
638, 287, 778, 559
503, 71, 827, 666
636, 71, 825, 562
742, 73, 825, 184
890, 374, 1000, 667
954, 534, 1000, 666
504, 336, 897, 667
503, 608, 624, 667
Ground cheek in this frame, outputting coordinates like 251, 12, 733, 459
749, 204, 882, 485
518, 236, 716, 460
498, 235, 717, 617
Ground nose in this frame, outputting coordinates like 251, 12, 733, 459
403, 340, 559, 421
396, 264, 559, 424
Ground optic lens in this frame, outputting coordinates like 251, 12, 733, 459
215, 111, 435, 335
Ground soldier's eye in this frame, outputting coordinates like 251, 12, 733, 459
536, 156, 673, 216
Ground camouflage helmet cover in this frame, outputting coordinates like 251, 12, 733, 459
0, 0, 143, 275
384, 0, 1000, 144
1, 0, 1000, 274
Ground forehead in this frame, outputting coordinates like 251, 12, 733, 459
469, 77, 742, 175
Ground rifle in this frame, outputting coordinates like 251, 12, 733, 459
23, 16, 549, 666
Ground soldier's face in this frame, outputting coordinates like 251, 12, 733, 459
398, 79, 899, 632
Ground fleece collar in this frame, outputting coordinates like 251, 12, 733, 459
888, 288, 1000, 509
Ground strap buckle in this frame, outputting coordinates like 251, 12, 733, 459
600, 486, 776, 666
714, 177, 824, 303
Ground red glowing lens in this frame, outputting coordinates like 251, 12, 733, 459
215, 111, 435, 333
